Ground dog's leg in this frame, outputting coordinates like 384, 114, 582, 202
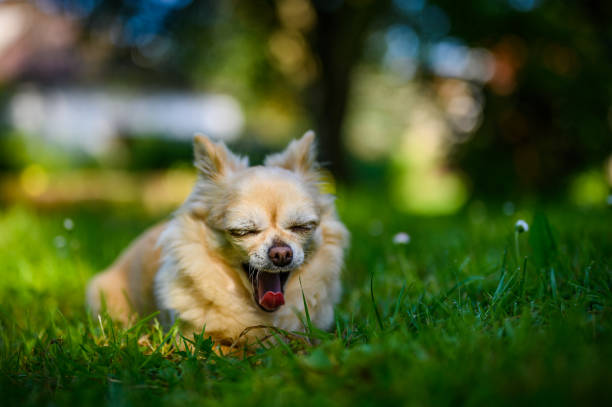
86, 267, 134, 325
86, 223, 166, 325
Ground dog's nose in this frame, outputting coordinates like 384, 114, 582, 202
268, 244, 293, 267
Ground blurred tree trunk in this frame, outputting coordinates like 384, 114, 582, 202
307, 1, 389, 181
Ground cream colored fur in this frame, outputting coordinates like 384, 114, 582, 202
86, 131, 349, 346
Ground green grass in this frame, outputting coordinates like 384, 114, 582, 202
1, 193, 611, 406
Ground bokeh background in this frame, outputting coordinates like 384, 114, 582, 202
0, 0, 611, 215
1, 3, 612, 404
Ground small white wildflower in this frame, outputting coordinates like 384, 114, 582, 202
54, 235, 66, 248
393, 232, 411, 245
63, 218, 74, 231
515, 219, 529, 233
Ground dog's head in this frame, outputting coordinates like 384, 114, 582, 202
185, 131, 329, 312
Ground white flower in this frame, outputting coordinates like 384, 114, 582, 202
515, 219, 529, 233
393, 232, 411, 245
63, 218, 74, 231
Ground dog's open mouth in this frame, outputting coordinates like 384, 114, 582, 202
242, 264, 291, 312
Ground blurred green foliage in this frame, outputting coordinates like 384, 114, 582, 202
80, 0, 612, 196
438, 0, 612, 196
1, 0, 610, 203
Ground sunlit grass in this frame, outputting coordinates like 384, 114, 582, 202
1, 169, 196, 213
0, 195, 611, 406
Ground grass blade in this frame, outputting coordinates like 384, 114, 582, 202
370, 271, 384, 331
550, 268, 558, 300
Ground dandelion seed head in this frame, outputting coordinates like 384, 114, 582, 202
63, 218, 74, 231
515, 219, 529, 233
393, 232, 411, 244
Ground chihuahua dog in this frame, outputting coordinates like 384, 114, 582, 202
86, 131, 349, 346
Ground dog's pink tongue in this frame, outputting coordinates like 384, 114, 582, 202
257, 272, 285, 311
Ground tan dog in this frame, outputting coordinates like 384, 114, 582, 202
86, 131, 349, 346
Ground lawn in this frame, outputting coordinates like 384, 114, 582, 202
1, 191, 611, 406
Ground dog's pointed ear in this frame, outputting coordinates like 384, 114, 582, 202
264, 130, 318, 175
193, 133, 248, 180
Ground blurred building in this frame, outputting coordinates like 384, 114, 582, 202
0, 1, 244, 154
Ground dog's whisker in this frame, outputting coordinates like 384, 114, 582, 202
246, 263, 255, 279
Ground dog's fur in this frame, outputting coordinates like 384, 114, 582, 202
86, 131, 349, 345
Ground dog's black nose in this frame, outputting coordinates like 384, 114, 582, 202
268, 243, 293, 267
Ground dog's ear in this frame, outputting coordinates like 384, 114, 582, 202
264, 130, 318, 175
193, 133, 248, 180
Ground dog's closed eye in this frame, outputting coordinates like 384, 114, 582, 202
289, 222, 317, 233
228, 229, 260, 237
